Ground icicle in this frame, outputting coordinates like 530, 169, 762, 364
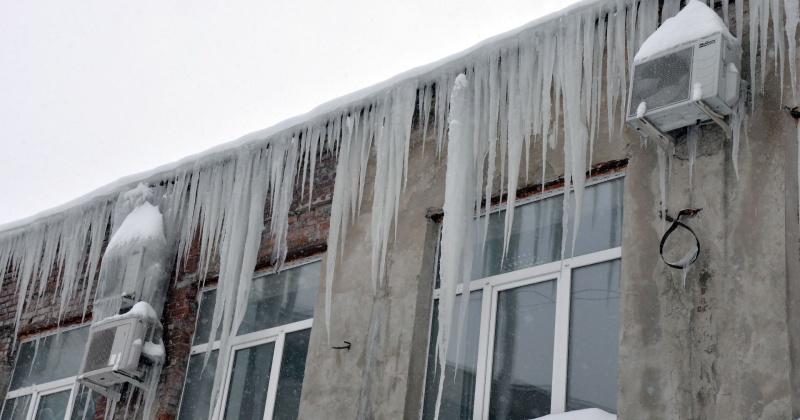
723, 0, 730, 28
560, 14, 589, 258
434, 73, 476, 420
657, 146, 667, 233
736, 0, 744, 41
786, 0, 799, 100
730, 81, 748, 179
760, 0, 770, 93
687, 126, 698, 191
502, 49, 525, 259
771, 0, 785, 101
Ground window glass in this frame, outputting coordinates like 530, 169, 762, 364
421, 291, 483, 420
468, 177, 623, 280
69, 386, 100, 420
179, 350, 219, 420
273, 329, 312, 420
471, 195, 562, 279
0, 396, 30, 420
192, 262, 320, 345
565, 178, 624, 256
566, 260, 621, 413
238, 262, 320, 336
224, 342, 275, 420
9, 326, 89, 390
193, 289, 221, 346
489, 280, 557, 420
34, 390, 70, 420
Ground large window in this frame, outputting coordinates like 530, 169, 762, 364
178, 259, 320, 420
1, 325, 100, 420
422, 175, 623, 420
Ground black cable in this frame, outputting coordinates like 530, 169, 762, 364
659, 209, 700, 269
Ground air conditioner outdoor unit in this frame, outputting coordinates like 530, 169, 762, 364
626, 31, 742, 143
78, 316, 147, 394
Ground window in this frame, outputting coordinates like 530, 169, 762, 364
178, 259, 320, 420
422, 175, 623, 419
1, 325, 100, 420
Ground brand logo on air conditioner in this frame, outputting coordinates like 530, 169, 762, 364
699, 39, 716, 48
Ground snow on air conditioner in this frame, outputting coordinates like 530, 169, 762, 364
627, 0, 742, 149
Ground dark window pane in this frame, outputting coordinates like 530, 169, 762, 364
193, 289, 221, 346
223, 342, 275, 420
422, 291, 483, 420
70, 385, 100, 420
193, 262, 320, 345
566, 260, 621, 413
238, 262, 320, 336
10, 326, 89, 390
489, 280, 557, 420
471, 195, 563, 280
34, 390, 70, 420
8, 341, 35, 390
452, 177, 622, 282
0, 396, 31, 420
272, 329, 312, 420
179, 350, 219, 420
566, 178, 624, 257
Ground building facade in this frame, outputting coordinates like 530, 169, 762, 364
2, 0, 800, 419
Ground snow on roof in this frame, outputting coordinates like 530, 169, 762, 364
105, 202, 166, 253
0, 0, 611, 235
634, 0, 734, 62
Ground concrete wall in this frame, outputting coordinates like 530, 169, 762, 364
617, 8, 800, 419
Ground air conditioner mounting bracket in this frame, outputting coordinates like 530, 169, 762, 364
632, 116, 676, 154
695, 100, 733, 139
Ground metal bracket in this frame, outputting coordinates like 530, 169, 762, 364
633, 116, 675, 154
695, 100, 733, 140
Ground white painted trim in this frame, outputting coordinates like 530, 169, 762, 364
262, 333, 286, 420
432, 247, 621, 300
551, 267, 572, 413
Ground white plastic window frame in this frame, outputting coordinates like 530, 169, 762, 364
2, 323, 91, 420
180, 255, 322, 420
425, 172, 624, 419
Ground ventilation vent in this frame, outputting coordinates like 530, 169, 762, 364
628, 47, 693, 117
83, 327, 117, 372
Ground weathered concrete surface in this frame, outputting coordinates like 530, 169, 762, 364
297, 126, 448, 419
618, 18, 800, 418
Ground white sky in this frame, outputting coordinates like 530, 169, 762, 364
0, 0, 580, 225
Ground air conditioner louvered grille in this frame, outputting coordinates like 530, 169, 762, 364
629, 47, 694, 116
84, 328, 116, 372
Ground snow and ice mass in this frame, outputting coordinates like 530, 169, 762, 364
0, 0, 798, 418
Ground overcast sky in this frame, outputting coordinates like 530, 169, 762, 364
0, 0, 580, 225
